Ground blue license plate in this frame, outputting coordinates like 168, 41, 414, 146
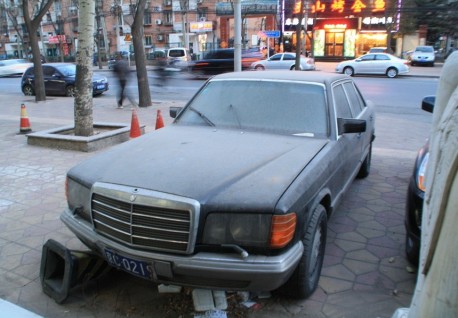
104, 249, 151, 279
97, 84, 105, 89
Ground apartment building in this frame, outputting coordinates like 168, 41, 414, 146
0, 0, 273, 61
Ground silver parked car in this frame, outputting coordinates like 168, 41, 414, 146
0, 59, 33, 77
62, 71, 374, 299
250, 52, 316, 71
335, 53, 410, 78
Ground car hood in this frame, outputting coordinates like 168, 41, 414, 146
68, 126, 327, 211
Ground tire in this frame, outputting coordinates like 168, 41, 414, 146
405, 233, 419, 266
255, 65, 265, 71
289, 65, 302, 71
343, 66, 354, 76
386, 67, 398, 78
357, 142, 372, 178
281, 204, 327, 299
65, 85, 76, 97
22, 84, 35, 96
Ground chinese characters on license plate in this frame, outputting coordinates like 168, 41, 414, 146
104, 249, 151, 279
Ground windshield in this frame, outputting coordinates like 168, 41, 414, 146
177, 79, 328, 137
55, 64, 76, 76
415, 46, 434, 53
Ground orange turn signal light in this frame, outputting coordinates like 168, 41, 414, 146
270, 213, 297, 248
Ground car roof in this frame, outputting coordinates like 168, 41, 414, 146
211, 71, 349, 85
43, 62, 75, 67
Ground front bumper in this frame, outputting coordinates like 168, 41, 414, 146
61, 208, 303, 291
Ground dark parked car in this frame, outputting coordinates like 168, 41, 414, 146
190, 48, 262, 78
405, 96, 434, 265
61, 71, 375, 299
21, 63, 108, 97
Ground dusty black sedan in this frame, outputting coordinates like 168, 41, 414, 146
21, 63, 108, 97
61, 72, 375, 299
405, 96, 434, 265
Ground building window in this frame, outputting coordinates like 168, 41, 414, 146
145, 35, 152, 45
197, 8, 207, 20
163, 11, 173, 25
144, 11, 152, 25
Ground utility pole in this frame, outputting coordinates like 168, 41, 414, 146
234, 0, 241, 72
179, 0, 189, 49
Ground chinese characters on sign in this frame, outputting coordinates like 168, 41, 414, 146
303, 0, 386, 14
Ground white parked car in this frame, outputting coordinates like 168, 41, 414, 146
0, 59, 33, 77
250, 53, 315, 71
409, 46, 435, 66
335, 53, 410, 78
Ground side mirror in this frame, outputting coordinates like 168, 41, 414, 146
169, 106, 183, 118
421, 96, 435, 113
355, 58, 362, 62
337, 118, 366, 135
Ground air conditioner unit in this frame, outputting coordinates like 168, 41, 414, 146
164, 0, 172, 6
197, 0, 203, 3
69, 7, 77, 16
199, 17, 206, 22
155, 19, 162, 25
157, 34, 164, 41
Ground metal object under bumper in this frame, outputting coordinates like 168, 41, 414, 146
61, 209, 304, 292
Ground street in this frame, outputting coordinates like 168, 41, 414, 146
0, 67, 440, 317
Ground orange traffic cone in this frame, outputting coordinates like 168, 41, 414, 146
129, 108, 142, 138
155, 109, 164, 130
19, 103, 32, 134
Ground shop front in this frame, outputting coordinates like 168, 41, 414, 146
313, 18, 358, 59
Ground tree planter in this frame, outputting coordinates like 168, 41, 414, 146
26, 122, 144, 152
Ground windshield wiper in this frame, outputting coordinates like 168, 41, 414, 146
188, 106, 215, 127
228, 104, 241, 129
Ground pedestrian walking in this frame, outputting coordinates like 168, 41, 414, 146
113, 54, 130, 108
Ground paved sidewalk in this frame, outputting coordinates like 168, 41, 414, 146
0, 65, 441, 317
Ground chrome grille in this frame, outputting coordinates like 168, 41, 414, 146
91, 192, 193, 253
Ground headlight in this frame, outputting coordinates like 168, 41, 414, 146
416, 152, 429, 192
66, 176, 91, 220
203, 213, 271, 247
202, 212, 297, 249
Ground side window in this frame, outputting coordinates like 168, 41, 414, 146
43, 66, 55, 77
361, 54, 375, 61
343, 82, 364, 116
269, 54, 282, 61
375, 54, 389, 60
283, 54, 295, 60
333, 84, 352, 119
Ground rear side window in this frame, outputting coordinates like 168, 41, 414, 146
343, 82, 364, 116
169, 49, 185, 58
333, 84, 353, 119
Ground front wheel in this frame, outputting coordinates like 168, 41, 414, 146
255, 65, 265, 71
65, 85, 76, 97
281, 204, 327, 299
386, 67, 398, 78
22, 84, 35, 96
343, 66, 354, 76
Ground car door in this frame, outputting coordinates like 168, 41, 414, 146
332, 82, 363, 181
373, 54, 390, 74
280, 53, 296, 69
355, 54, 375, 74
343, 81, 373, 163
45, 66, 67, 95
264, 54, 283, 69
42, 66, 59, 95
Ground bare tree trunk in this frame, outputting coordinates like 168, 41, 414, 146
74, 0, 95, 136
131, 0, 151, 107
294, 0, 305, 70
22, 0, 55, 102
405, 52, 458, 318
